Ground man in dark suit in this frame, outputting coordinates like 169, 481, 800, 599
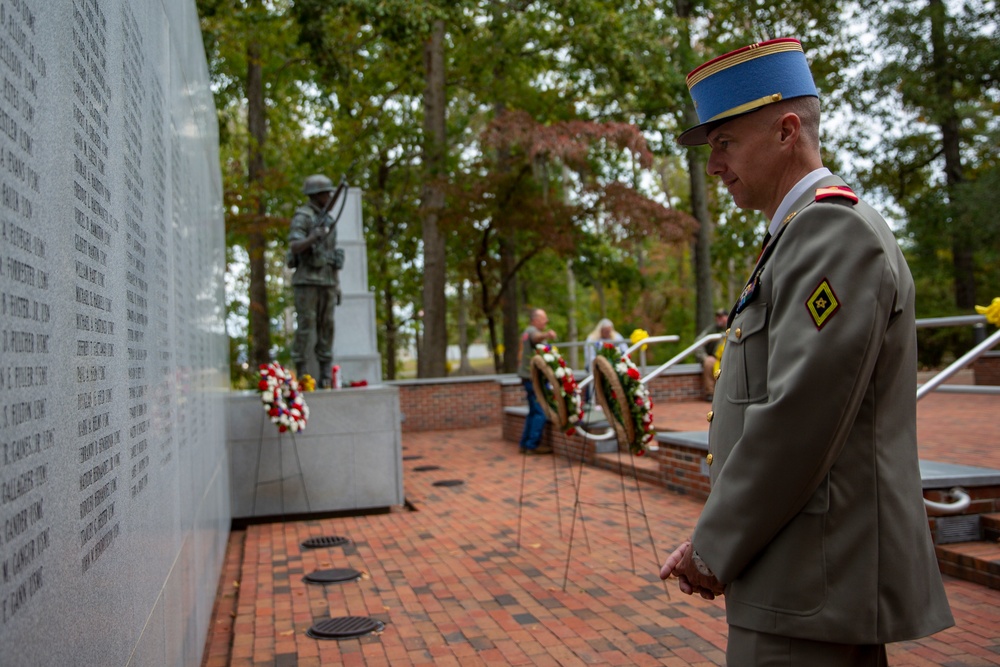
660, 38, 953, 666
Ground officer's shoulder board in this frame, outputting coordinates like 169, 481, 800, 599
814, 185, 859, 205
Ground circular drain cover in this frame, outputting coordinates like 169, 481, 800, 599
413, 465, 441, 472
307, 616, 384, 640
402, 455, 423, 461
303, 568, 363, 584
432, 479, 464, 487
301, 536, 350, 550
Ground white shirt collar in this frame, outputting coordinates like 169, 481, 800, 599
768, 167, 832, 235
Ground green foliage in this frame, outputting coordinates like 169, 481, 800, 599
199, 0, 999, 383
851, 0, 998, 320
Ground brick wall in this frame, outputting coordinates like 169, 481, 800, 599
645, 372, 703, 403
396, 367, 704, 434
392, 377, 509, 432
974, 352, 1000, 386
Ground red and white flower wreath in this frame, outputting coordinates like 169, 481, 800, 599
593, 344, 656, 454
530, 343, 584, 435
258, 362, 309, 433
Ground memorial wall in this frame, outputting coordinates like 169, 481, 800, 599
0, 1, 230, 665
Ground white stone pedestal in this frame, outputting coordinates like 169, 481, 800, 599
334, 188, 382, 384
227, 386, 403, 518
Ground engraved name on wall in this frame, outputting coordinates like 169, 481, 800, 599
0, 0, 49, 626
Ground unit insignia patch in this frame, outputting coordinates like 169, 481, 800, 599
806, 279, 840, 330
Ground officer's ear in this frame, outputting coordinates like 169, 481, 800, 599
777, 112, 802, 147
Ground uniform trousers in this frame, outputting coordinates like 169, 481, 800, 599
292, 284, 336, 381
518, 379, 547, 450
727, 625, 887, 667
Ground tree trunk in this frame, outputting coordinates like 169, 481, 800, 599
246, 11, 270, 370
383, 282, 397, 380
418, 19, 448, 377
687, 143, 713, 330
457, 280, 474, 374
674, 0, 714, 332
499, 231, 520, 373
566, 260, 579, 370
929, 0, 974, 309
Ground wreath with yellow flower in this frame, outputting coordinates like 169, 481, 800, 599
258, 362, 309, 433
592, 344, 656, 455
530, 344, 584, 435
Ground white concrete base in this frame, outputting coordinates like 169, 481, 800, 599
227, 386, 403, 518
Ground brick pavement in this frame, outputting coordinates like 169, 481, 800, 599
204, 393, 1000, 666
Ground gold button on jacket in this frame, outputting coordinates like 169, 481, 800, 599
706, 410, 714, 422
706, 453, 714, 465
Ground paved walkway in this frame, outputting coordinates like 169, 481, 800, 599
203, 393, 1000, 666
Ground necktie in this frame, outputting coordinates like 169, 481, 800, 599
756, 231, 772, 262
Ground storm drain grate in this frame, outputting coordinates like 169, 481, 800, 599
413, 465, 441, 472
300, 536, 350, 550
307, 616, 384, 640
432, 479, 465, 487
403, 455, 423, 461
303, 568, 363, 585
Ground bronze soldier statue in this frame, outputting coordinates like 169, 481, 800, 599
288, 174, 346, 388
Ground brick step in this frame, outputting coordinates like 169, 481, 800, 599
936, 540, 1000, 590
982, 513, 1000, 541
592, 451, 661, 486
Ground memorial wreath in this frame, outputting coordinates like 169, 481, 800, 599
592, 344, 656, 455
530, 344, 584, 435
258, 362, 310, 433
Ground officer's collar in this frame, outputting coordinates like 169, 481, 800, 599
768, 167, 831, 235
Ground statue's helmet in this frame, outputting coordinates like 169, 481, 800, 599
302, 174, 334, 195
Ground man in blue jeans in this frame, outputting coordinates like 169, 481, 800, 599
517, 308, 557, 454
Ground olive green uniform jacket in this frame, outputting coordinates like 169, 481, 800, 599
693, 175, 954, 644
288, 203, 342, 286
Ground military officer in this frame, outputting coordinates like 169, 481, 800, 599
659, 38, 953, 665
288, 174, 345, 388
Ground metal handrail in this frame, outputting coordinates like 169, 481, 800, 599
924, 488, 972, 515
575, 335, 680, 390
917, 327, 1000, 400
915, 315, 988, 329
641, 334, 723, 385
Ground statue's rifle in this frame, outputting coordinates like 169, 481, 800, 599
317, 174, 349, 236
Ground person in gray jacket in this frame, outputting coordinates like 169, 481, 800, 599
660, 38, 953, 666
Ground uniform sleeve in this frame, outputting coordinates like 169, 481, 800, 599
692, 203, 899, 583
288, 209, 310, 243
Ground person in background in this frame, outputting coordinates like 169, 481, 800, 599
660, 37, 953, 666
584, 318, 628, 370
583, 318, 629, 404
694, 309, 728, 401
516, 308, 557, 454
